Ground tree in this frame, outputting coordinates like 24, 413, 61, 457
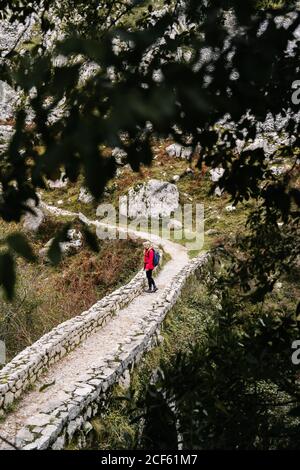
0, 0, 299, 303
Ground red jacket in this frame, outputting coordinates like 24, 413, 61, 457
144, 248, 154, 271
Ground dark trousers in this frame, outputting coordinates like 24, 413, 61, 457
146, 270, 156, 290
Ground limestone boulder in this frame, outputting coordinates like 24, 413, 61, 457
78, 187, 94, 204
0, 81, 18, 122
171, 174, 180, 183
209, 168, 225, 197
270, 166, 286, 176
39, 229, 83, 259
225, 204, 236, 212
119, 179, 179, 219
209, 168, 225, 183
0, 124, 14, 153
166, 143, 193, 160
59, 229, 83, 255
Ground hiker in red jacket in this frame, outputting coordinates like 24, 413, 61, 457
143, 241, 158, 293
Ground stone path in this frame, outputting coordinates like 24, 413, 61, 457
0, 204, 190, 449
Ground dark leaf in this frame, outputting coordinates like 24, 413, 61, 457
82, 226, 100, 253
7, 233, 37, 263
47, 224, 71, 266
0, 251, 16, 300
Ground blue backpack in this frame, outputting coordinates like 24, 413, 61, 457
153, 249, 160, 267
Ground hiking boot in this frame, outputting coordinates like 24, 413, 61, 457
152, 287, 158, 293
145, 289, 152, 293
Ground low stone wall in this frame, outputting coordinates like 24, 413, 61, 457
0, 270, 148, 412
14, 253, 209, 450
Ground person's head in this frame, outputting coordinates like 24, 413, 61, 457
143, 241, 151, 250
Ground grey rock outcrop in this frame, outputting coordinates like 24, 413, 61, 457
225, 204, 236, 212
78, 187, 94, 204
209, 168, 225, 197
0, 81, 18, 121
209, 168, 225, 183
60, 229, 83, 254
0, 124, 15, 153
112, 147, 128, 165
119, 179, 180, 219
39, 229, 83, 258
166, 143, 193, 159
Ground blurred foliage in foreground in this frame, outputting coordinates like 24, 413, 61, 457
0, 0, 298, 302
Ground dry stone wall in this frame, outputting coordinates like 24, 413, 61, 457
14, 253, 209, 450
0, 270, 148, 412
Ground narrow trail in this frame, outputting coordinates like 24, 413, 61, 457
0, 203, 191, 449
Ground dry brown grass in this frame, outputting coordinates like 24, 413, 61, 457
0, 231, 143, 362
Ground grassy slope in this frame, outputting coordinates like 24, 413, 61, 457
4, 133, 291, 362
0, 215, 143, 362
1, 139, 251, 363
